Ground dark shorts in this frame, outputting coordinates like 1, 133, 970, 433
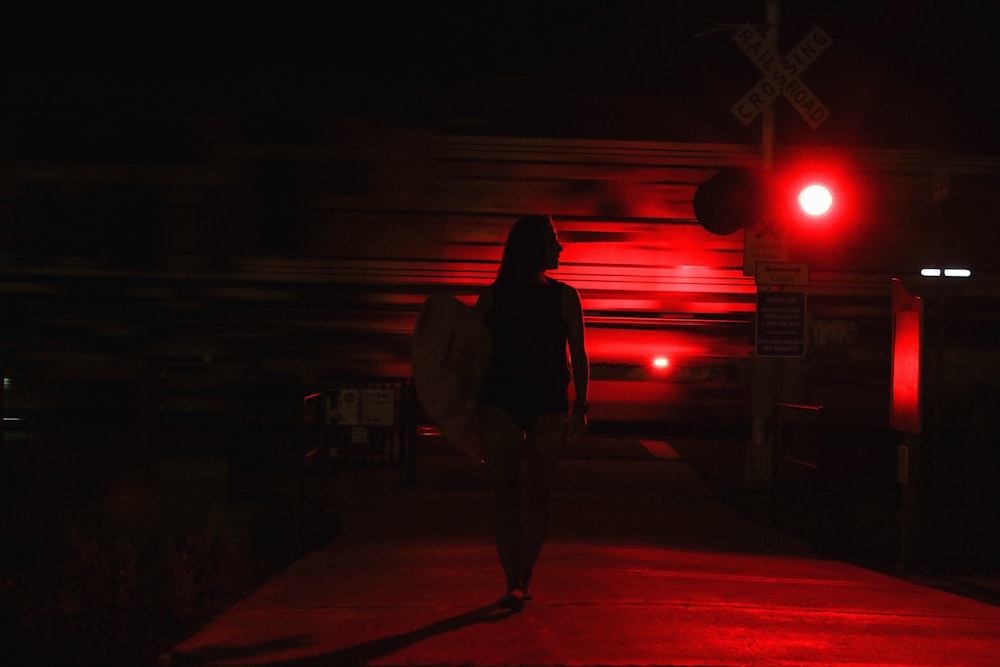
482, 381, 568, 431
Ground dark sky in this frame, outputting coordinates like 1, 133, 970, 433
3, 1, 997, 153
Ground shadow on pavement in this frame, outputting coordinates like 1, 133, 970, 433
170, 602, 519, 666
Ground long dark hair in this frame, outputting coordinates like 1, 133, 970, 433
496, 214, 552, 286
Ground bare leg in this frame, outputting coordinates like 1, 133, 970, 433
479, 404, 525, 594
520, 411, 569, 592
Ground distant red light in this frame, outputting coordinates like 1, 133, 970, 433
652, 356, 669, 369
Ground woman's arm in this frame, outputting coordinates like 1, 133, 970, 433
475, 286, 493, 321
562, 283, 589, 436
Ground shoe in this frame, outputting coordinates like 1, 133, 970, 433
520, 574, 533, 601
499, 588, 525, 611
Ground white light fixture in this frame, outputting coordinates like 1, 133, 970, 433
921, 267, 972, 278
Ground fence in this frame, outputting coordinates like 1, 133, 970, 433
141, 354, 258, 453
306, 376, 417, 482
142, 366, 416, 545
771, 402, 828, 554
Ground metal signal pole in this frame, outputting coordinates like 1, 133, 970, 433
745, 0, 782, 490
761, 0, 779, 171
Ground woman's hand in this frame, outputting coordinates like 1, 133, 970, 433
567, 400, 589, 440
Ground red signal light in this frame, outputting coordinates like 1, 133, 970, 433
798, 184, 833, 216
775, 158, 855, 231
693, 159, 857, 236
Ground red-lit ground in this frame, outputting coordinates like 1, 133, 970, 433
167, 439, 1000, 666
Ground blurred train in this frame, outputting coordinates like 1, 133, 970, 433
3, 117, 1000, 440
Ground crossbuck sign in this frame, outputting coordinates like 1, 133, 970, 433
732, 24, 832, 129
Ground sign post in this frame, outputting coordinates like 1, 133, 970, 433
891, 278, 924, 567
736, 1, 833, 490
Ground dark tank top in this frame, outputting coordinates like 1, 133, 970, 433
481, 278, 570, 429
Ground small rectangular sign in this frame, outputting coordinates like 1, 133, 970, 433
361, 388, 395, 426
756, 262, 810, 286
743, 229, 789, 276
327, 388, 359, 425
756, 290, 807, 357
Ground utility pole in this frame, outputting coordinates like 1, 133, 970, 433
745, 0, 782, 490
745, 0, 809, 492
761, 0, 778, 171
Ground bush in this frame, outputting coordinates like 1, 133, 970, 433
3, 485, 304, 666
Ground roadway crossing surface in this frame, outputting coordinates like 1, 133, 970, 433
166, 439, 1000, 666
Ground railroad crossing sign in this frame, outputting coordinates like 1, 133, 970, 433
731, 24, 832, 129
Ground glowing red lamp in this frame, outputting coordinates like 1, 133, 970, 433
797, 184, 833, 216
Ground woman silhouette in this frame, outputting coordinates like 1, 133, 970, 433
475, 214, 589, 610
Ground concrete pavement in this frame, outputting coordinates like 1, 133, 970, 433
166, 438, 1000, 666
